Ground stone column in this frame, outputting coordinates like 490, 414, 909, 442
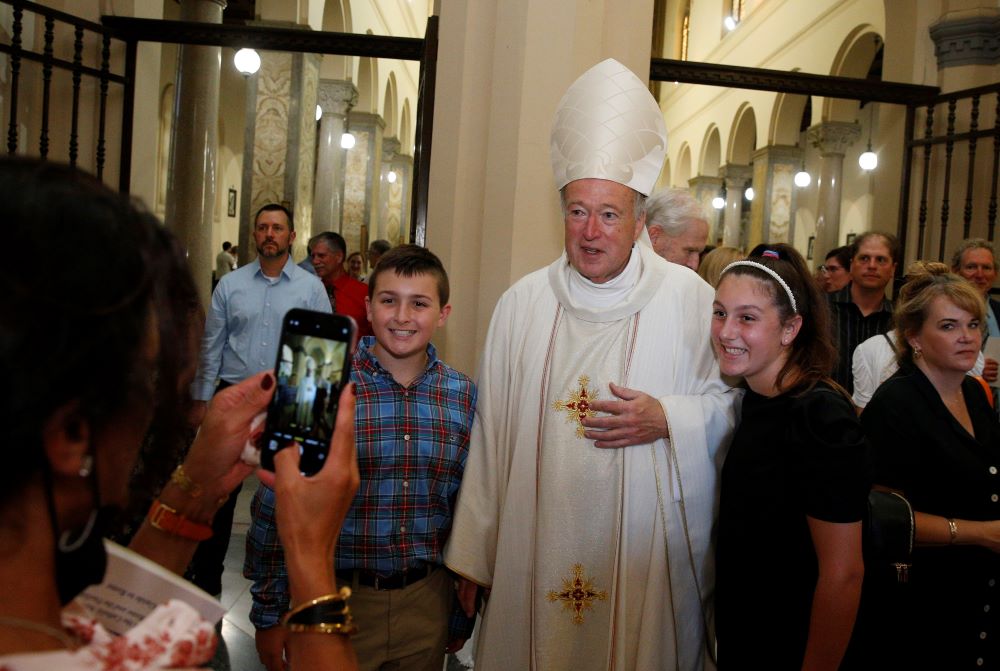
807, 122, 860, 261
721, 164, 752, 248
240, 49, 321, 263
749, 145, 802, 248
313, 80, 357, 234
393, 152, 414, 243
341, 111, 385, 255
378, 137, 407, 246
164, 0, 226, 306
688, 175, 724, 244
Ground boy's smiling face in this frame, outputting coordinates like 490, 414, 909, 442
366, 270, 451, 367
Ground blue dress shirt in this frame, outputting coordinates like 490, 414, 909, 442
191, 256, 331, 401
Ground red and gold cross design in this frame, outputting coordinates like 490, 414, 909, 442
546, 563, 608, 625
552, 375, 598, 438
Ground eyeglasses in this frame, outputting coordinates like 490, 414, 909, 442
819, 265, 845, 273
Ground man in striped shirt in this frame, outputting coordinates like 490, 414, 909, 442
828, 232, 898, 394
246, 245, 477, 671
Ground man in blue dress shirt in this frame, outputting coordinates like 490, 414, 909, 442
187, 203, 330, 596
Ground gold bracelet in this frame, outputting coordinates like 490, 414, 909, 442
285, 618, 358, 636
947, 518, 959, 544
282, 588, 353, 622
171, 464, 227, 507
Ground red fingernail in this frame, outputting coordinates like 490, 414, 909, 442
261, 373, 274, 390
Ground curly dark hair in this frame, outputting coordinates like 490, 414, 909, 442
0, 158, 198, 510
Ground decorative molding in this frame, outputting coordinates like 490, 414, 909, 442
930, 10, 1000, 68
807, 122, 860, 156
318, 79, 358, 116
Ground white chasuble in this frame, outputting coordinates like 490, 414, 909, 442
535, 310, 633, 669
445, 243, 738, 671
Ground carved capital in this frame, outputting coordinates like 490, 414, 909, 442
721, 163, 752, 186
930, 9, 1000, 67
317, 80, 358, 117
807, 122, 861, 156
382, 136, 401, 161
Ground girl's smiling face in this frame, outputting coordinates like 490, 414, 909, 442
711, 273, 801, 396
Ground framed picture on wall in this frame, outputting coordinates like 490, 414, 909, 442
846, 233, 857, 245
807, 236, 815, 260
227, 188, 237, 217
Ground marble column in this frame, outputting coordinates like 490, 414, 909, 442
721, 164, 752, 248
749, 145, 802, 248
394, 152, 414, 243
341, 111, 385, 255
313, 80, 357, 234
240, 49, 321, 263
164, 0, 225, 305
378, 137, 406, 246
807, 122, 860, 262
688, 175, 724, 244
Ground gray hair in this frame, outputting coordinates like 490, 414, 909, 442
644, 188, 708, 237
558, 187, 648, 221
951, 238, 996, 271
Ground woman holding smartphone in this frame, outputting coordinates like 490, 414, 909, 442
0, 158, 359, 670
712, 244, 868, 669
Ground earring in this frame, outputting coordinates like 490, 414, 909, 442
78, 455, 93, 478
913, 347, 923, 360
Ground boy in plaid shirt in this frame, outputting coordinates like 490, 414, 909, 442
246, 245, 477, 671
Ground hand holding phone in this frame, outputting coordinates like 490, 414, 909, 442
259, 309, 356, 475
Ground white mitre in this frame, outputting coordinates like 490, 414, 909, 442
550, 58, 667, 197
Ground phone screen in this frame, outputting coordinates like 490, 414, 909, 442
260, 309, 355, 475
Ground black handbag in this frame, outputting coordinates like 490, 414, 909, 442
863, 490, 914, 583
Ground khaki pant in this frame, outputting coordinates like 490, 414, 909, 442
347, 566, 452, 671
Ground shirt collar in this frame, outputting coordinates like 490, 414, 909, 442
356, 335, 439, 378
252, 255, 298, 281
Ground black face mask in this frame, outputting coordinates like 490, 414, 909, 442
43, 458, 113, 605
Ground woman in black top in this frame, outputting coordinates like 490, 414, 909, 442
712, 244, 868, 669
861, 262, 1000, 669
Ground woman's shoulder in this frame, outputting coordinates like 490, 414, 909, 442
788, 381, 864, 445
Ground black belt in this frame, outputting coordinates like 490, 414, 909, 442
336, 565, 434, 591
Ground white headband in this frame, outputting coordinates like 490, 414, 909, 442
721, 260, 798, 314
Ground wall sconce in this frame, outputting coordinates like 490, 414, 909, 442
712, 195, 725, 209
387, 170, 397, 183
341, 132, 356, 149
724, 16, 738, 31
315, 105, 323, 122
234, 48, 261, 76
744, 186, 755, 201
858, 103, 877, 171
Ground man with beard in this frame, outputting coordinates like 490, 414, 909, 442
187, 203, 329, 596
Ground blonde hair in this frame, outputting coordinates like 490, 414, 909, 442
894, 260, 986, 364
698, 246, 743, 288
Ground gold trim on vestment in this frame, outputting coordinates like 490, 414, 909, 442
546, 563, 608, 625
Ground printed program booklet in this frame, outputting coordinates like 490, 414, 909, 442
76, 540, 226, 636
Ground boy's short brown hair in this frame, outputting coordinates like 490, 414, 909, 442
367, 244, 450, 305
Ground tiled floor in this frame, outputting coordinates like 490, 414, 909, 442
217, 476, 477, 670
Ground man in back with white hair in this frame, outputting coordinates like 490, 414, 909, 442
645, 188, 710, 271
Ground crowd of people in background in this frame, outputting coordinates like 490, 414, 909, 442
5, 56, 1000, 671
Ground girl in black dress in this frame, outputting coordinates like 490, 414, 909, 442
712, 244, 869, 669
860, 262, 1000, 669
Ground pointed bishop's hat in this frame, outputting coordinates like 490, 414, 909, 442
550, 58, 667, 197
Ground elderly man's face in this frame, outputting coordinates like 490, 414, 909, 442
648, 218, 709, 271
563, 179, 644, 284
957, 247, 997, 297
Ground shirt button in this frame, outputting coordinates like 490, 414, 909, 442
990, 579, 996, 588
991, 466, 998, 475
399, 525, 406, 533
404, 434, 411, 441
992, 494, 999, 503
985, 605, 991, 613
981, 632, 988, 640
402, 480, 409, 488
977, 658, 984, 666
262, 341, 267, 347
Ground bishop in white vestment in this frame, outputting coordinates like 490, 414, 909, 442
444, 60, 738, 671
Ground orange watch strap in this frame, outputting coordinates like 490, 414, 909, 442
147, 500, 213, 541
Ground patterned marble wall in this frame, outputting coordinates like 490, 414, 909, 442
250, 52, 292, 216
770, 163, 794, 243
342, 128, 371, 254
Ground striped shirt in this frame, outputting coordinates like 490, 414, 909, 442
245, 336, 477, 634
828, 283, 893, 394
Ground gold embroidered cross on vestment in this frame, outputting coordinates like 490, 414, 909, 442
553, 375, 598, 438
546, 563, 608, 625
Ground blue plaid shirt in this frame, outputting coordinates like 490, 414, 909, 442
244, 337, 477, 637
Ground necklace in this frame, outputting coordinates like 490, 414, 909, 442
0, 615, 78, 650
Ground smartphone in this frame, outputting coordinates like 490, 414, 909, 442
259, 309, 355, 475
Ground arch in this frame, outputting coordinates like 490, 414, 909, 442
770, 92, 810, 146
700, 125, 722, 177
825, 27, 883, 122
675, 143, 692, 186
382, 72, 398, 138
320, 0, 352, 80
727, 102, 756, 165
356, 54, 378, 114
400, 99, 412, 153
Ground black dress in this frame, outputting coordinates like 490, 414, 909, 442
716, 381, 869, 669
860, 365, 1000, 669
